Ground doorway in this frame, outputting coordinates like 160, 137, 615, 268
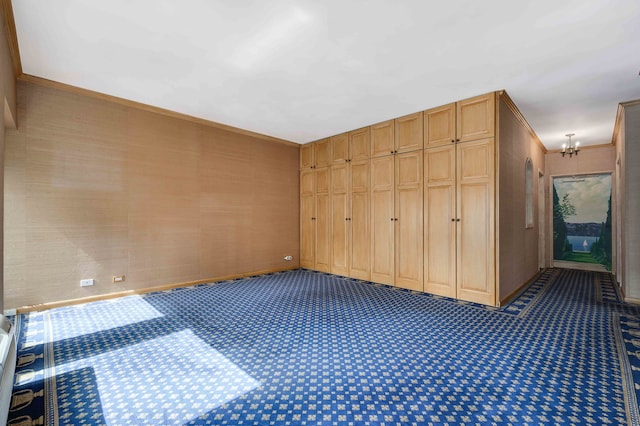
552, 173, 612, 271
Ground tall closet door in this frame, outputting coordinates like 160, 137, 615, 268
456, 138, 495, 305
349, 160, 370, 280
331, 163, 350, 276
424, 146, 456, 297
300, 169, 315, 269
395, 151, 423, 291
370, 155, 395, 285
315, 167, 331, 273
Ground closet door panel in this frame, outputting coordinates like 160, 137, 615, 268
370, 156, 395, 285
371, 120, 395, 158
300, 169, 315, 269
457, 93, 495, 143
331, 164, 349, 276
395, 152, 423, 291
350, 128, 371, 161
315, 138, 331, 168
424, 103, 455, 147
424, 146, 456, 297
350, 160, 370, 280
456, 138, 495, 305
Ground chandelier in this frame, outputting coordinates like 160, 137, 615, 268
561, 133, 580, 158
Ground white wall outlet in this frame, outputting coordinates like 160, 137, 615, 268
113, 275, 125, 283
284, 255, 293, 261
80, 278, 94, 287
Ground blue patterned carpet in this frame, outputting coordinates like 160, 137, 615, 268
8, 268, 640, 425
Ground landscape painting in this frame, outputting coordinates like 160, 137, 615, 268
552, 174, 612, 270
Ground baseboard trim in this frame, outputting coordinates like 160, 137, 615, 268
15, 266, 299, 314
499, 269, 544, 307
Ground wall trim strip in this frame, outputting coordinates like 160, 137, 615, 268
499, 90, 547, 154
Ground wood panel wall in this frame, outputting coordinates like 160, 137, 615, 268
4, 80, 299, 309
497, 97, 546, 301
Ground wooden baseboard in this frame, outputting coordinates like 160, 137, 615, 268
15, 266, 299, 314
498, 269, 544, 307
624, 297, 640, 306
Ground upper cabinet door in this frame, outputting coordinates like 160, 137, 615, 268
315, 138, 332, 168
371, 120, 395, 158
349, 127, 370, 161
300, 143, 314, 169
424, 103, 456, 148
395, 112, 423, 153
457, 93, 495, 143
331, 133, 349, 164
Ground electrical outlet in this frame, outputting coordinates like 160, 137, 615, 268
80, 279, 94, 287
284, 255, 293, 261
113, 275, 125, 283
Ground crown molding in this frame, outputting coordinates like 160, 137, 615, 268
611, 99, 640, 146
498, 90, 547, 154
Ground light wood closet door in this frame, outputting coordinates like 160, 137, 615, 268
331, 163, 350, 276
300, 143, 314, 170
315, 167, 331, 273
370, 155, 395, 285
424, 146, 456, 297
424, 103, 456, 147
300, 169, 315, 269
395, 151, 424, 291
456, 138, 495, 305
349, 160, 370, 280
395, 112, 423, 153
457, 93, 495, 143
315, 138, 332, 168
331, 133, 349, 164
371, 120, 395, 158
350, 127, 370, 162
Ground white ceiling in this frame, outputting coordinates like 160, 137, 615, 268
11, 0, 640, 148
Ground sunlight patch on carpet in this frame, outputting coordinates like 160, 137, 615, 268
50, 328, 260, 424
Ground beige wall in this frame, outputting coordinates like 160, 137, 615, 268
498, 97, 546, 301
619, 103, 640, 300
4, 80, 299, 309
614, 111, 625, 291
544, 144, 616, 268
1, 4, 18, 311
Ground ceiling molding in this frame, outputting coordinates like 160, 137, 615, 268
611, 103, 623, 146
499, 90, 547, 154
19, 74, 298, 147
620, 98, 640, 108
1, 0, 22, 77
611, 98, 640, 146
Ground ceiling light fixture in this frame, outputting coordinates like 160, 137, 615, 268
561, 133, 580, 158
